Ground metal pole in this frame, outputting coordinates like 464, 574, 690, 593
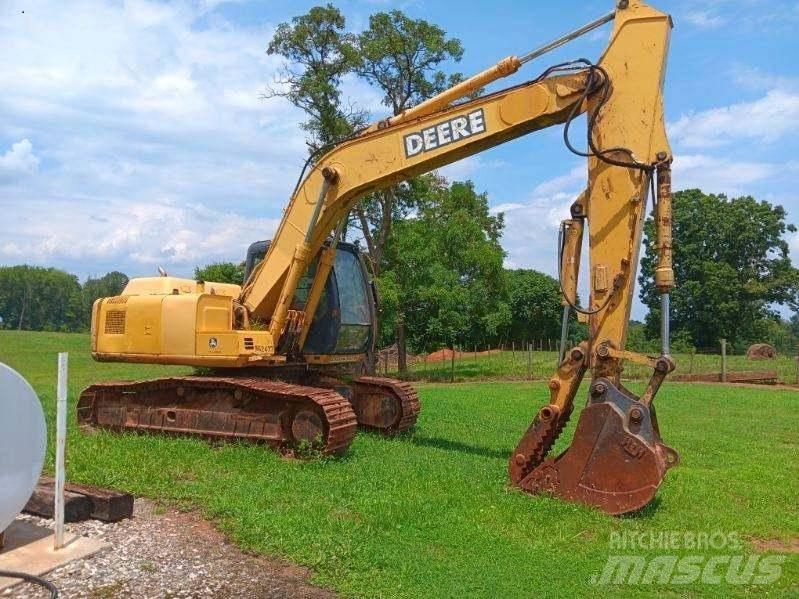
519, 11, 616, 64
721, 339, 728, 383
661, 293, 671, 356
559, 305, 571, 366
54, 352, 68, 550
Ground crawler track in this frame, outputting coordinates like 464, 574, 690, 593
77, 377, 358, 455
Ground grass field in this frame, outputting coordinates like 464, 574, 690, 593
1, 330, 797, 598
393, 348, 799, 384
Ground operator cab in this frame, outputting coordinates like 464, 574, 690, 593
243, 240, 376, 356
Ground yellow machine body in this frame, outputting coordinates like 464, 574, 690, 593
92, 277, 276, 367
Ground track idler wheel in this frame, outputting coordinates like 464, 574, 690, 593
290, 410, 325, 445
512, 378, 678, 515
349, 377, 421, 434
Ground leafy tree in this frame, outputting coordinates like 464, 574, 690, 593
0, 265, 82, 331
80, 271, 129, 329
639, 190, 799, 348
265, 4, 366, 154
379, 176, 506, 363
503, 269, 565, 345
353, 11, 466, 274
194, 262, 245, 286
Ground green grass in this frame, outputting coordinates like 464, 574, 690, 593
394, 348, 799, 384
1, 330, 797, 598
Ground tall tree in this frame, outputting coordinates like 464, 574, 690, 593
352, 11, 466, 275
379, 175, 507, 360
265, 4, 366, 154
503, 269, 566, 345
639, 189, 799, 348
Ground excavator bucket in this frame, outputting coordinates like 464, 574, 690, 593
511, 378, 678, 515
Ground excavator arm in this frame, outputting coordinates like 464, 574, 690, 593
240, 69, 591, 336
238, 0, 678, 514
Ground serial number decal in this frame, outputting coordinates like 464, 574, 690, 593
404, 108, 486, 158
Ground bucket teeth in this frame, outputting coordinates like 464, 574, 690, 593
511, 378, 677, 515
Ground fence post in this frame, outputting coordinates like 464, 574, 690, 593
383, 352, 388, 375
721, 339, 728, 383
795, 345, 798, 385
54, 352, 68, 550
527, 343, 532, 380
450, 345, 455, 383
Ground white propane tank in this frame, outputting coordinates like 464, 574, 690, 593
0, 363, 47, 533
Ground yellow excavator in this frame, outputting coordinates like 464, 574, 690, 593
79, 0, 679, 515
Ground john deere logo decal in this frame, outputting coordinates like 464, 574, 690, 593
404, 108, 486, 158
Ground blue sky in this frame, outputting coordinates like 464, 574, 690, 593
1, 0, 797, 319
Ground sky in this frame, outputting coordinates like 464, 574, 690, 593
1, 0, 798, 319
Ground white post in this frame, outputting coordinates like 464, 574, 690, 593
54, 352, 68, 550
720, 339, 728, 384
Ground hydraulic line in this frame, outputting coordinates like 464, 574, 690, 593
0, 570, 59, 598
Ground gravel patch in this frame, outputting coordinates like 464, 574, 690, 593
3, 499, 335, 599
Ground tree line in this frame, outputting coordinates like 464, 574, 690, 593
0, 268, 127, 332
2, 186, 798, 355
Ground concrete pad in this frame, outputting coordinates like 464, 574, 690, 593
0, 526, 108, 591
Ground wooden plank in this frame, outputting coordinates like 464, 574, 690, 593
38, 477, 133, 522
23, 485, 92, 522
672, 370, 778, 384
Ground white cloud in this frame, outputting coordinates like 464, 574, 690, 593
489, 202, 524, 215
669, 90, 799, 148
0, 0, 309, 278
437, 156, 506, 181
531, 165, 583, 196
729, 65, 799, 93
0, 139, 39, 182
0, 196, 279, 271
684, 11, 726, 28
492, 165, 584, 275
672, 154, 776, 196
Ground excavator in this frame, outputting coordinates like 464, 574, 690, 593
79, 0, 679, 515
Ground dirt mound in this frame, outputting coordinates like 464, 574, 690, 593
746, 343, 777, 360
426, 348, 459, 362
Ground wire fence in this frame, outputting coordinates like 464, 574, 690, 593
377, 339, 799, 384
